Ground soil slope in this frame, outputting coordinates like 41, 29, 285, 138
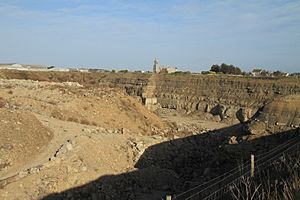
0, 109, 53, 178
0, 78, 172, 200
0, 79, 166, 135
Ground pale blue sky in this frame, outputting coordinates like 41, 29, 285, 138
0, 0, 299, 72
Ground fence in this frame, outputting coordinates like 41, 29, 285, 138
168, 128, 300, 200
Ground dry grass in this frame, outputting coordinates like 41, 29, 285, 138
230, 154, 300, 200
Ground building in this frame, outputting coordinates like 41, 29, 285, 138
0, 63, 28, 70
153, 58, 161, 73
251, 69, 270, 77
152, 58, 177, 74
161, 66, 177, 74
0, 63, 71, 72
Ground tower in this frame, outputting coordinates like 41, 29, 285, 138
153, 58, 161, 73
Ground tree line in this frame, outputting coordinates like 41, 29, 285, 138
210, 63, 242, 75
208, 64, 291, 77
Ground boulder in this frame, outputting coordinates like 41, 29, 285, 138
228, 136, 238, 144
210, 104, 226, 120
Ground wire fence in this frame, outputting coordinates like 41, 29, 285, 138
170, 128, 300, 200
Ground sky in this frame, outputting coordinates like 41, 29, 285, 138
0, 0, 299, 72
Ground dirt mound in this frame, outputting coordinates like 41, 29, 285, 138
54, 89, 166, 135
247, 94, 300, 135
0, 109, 53, 177
0, 79, 166, 135
0, 109, 168, 200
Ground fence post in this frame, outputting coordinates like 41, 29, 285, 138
166, 195, 172, 200
251, 154, 255, 177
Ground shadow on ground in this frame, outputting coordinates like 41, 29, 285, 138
42, 123, 299, 200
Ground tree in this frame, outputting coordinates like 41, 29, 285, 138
273, 70, 284, 76
219, 63, 242, 75
210, 64, 220, 73
119, 69, 128, 73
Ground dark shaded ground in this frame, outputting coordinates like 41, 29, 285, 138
41, 124, 300, 200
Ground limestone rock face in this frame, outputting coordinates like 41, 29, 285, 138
2, 70, 299, 124
148, 75, 299, 124
246, 94, 300, 135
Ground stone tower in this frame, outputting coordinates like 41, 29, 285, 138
153, 58, 161, 73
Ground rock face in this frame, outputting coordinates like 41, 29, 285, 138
153, 75, 299, 123
92, 73, 299, 124
246, 94, 300, 135
1, 70, 300, 124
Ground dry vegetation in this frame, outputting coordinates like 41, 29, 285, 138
231, 153, 300, 200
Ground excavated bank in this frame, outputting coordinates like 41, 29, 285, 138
247, 94, 300, 135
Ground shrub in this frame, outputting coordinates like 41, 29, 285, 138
80, 119, 90, 125
67, 117, 79, 123
0, 97, 6, 108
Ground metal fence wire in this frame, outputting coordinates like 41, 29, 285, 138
170, 128, 300, 200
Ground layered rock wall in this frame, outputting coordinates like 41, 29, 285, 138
152, 74, 300, 123
1, 70, 299, 123
247, 94, 300, 135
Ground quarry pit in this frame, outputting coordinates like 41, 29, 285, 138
0, 70, 299, 200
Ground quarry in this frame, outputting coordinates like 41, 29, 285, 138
0, 69, 299, 200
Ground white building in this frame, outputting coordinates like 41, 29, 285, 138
152, 58, 177, 74
153, 58, 161, 73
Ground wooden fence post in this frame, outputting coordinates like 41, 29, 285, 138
251, 154, 255, 177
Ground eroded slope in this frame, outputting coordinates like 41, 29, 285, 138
0, 79, 166, 135
0, 109, 53, 178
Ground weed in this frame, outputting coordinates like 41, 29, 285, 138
0, 97, 6, 108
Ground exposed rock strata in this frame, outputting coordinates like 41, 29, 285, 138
246, 94, 300, 135
152, 75, 299, 124
1, 70, 299, 124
